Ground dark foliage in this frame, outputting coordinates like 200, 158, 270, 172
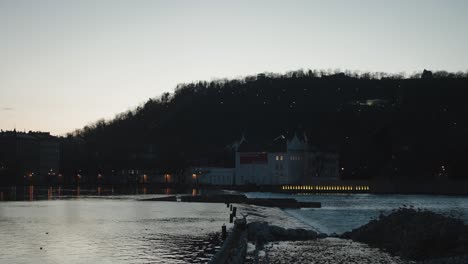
71, 69, 468, 179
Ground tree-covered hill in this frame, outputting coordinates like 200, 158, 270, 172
71, 69, 468, 180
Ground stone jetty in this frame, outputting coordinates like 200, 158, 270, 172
141, 193, 321, 209
341, 208, 468, 261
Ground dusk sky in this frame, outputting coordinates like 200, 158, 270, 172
1, 0, 467, 135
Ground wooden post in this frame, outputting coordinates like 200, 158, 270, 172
230, 204, 233, 211
232, 207, 237, 217
229, 213, 233, 223
222, 224, 227, 240
29, 185, 34, 201
226, 202, 230, 208
11, 186, 16, 200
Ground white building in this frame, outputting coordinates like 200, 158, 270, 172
235, 134, 339, 185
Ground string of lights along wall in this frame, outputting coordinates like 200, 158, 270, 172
282, 185, 370, 192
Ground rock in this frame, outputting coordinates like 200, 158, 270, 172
269, 225, 288, 239
247, 221, 317, 243
317, 233, 328, 239
341, 208, 467, 261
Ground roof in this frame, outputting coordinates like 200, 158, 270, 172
287, 133, 306, 151
236, 133, 338, 154
237, 134, 288, 153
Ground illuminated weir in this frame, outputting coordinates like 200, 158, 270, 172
281, 185, 370, 192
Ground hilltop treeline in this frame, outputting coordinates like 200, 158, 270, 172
71, 69, 468, 180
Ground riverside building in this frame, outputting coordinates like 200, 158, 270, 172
235, 134, 339, 185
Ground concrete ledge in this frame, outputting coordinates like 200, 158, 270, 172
209, 219, 248, 264
138, 196, 177, 201
179, 195, 321, 209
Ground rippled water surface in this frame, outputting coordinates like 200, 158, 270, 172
3, 193, 468, 263
0, 197, 228, 264
246, 192, 468, 234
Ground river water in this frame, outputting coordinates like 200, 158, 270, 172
0, 197, 229, 264
246, 192, 468, 234
1, 193, 468, 263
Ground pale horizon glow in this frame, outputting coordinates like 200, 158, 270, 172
1, 0, 468, 135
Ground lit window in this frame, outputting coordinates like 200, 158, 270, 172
280, 156, 283, 161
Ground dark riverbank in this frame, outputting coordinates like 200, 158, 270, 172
342, 208, 468, 261
222, 199, 468, 263
224, 204, 409, 263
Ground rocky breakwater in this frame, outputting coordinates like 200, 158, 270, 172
246, 221, 319, 263
247, 221, 319, 246
209, 218, 248, 264
341, 208, 468, 262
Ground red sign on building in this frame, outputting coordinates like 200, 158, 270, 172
240, 153, 268, 164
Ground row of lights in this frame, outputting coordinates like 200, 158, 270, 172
282, 185, 370, 191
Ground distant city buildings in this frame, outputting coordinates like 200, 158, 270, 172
0, 130, 60, 185
1, 130, 338, 187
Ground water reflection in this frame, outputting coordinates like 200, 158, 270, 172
0, 199, 229, 264
0, 185, 192, 201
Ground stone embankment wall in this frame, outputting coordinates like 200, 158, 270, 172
209, 218, 248, 264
